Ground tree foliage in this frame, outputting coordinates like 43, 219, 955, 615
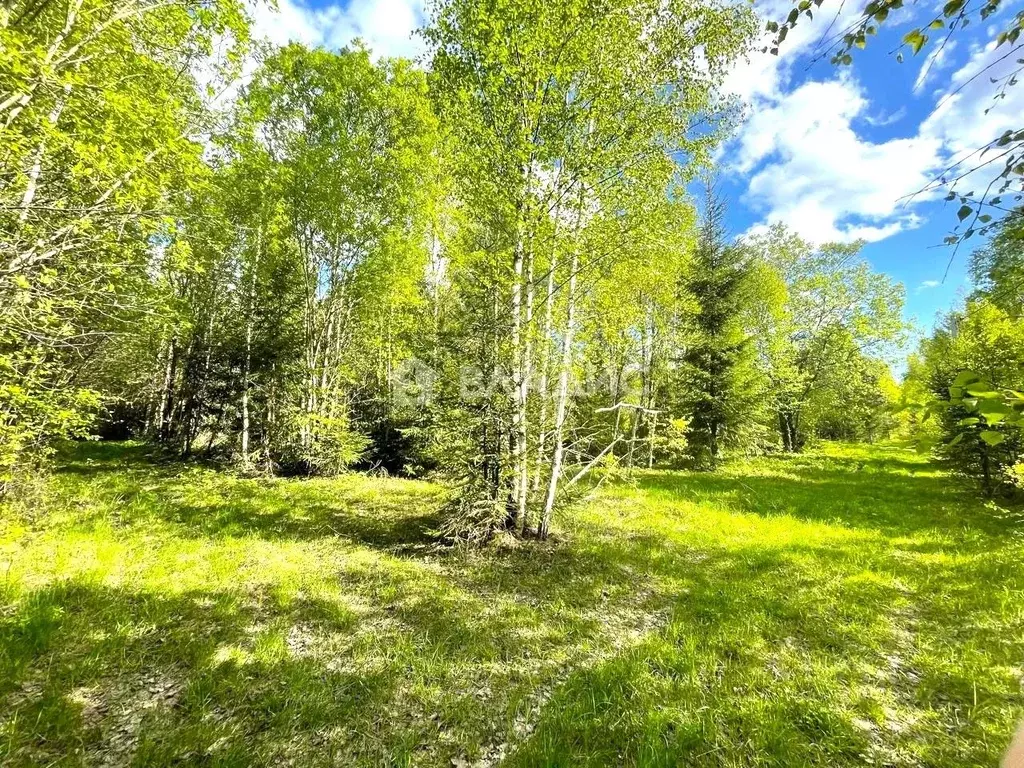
904, 212, 1024, 495
0, 0, 927, 534
0, 0, 249, 487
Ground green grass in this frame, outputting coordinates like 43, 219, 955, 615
2, 441, 1023, 766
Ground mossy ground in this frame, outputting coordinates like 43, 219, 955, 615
2, 441, 1022, 766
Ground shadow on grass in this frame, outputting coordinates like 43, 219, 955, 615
1, 538, 899, 767
635, 448, 1014, 538
492, 526, 1023, 767
2, 441, 1021, 766
0, 582, 399, 766
4, 521, 1022, 766
54, 440, 208, 477
163, 494, 445, 550
51, 440, 447, 550
0, 540, 777, 765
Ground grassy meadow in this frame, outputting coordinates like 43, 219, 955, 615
2, 441, 1023, 766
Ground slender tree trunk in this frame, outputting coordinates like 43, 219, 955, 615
981, 445, 993, 497
539, 244, 579, 539
485, 288, 502, 502
518, 247, 535, 528
180, 315, 215, 458
241, 225, 261, 466
197, 313, 216, 452
647, 413, 656, 469
167, 335, 195, 443
533, 251, 558, 494
241, 328, 252, 461
265, 362, 277, 472
158, 335, 178, 441
778, 408, 800, 453
19, 144, 46, 223
778, 410, 791, 452
18, 87, 70, 222
507, 224, 526, 529
626, 406, 640, 474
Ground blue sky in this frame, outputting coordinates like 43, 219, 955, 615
250, 0, 1024, 342
713, 0, 1024, 343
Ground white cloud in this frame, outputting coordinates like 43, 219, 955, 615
721, 0, 863, 106
248, 0, 321, 47
721, 2, 940, 243
913, 39, 956, 93
919, 39, 1024, 169
248, 0, 427, 60
732, 77, 941, 243
863, 107, 907, 127
917, 279, 941, 292
725, 3, 1024, 245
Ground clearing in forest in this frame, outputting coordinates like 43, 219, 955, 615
1, 441, 1022, 766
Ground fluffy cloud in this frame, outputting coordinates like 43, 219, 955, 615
733, 77, 941, 243
919, 39, 1024, 166
720, 0, 862, 107
721, 3, 938, 243
248, 0, 426, 60
913, 40, 957, 93
726, 5, 1024, 245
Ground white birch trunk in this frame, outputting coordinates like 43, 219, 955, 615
539, 244, 579, 539
517, 246, 535, 525
241, 225, 261, 466
532, 251, 558, 494
509, 226, 526, 526
18, 89, 69, 222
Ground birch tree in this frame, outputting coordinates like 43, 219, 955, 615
225, 44, 439, 473
427, 0, 754, 538
0, 0, 249, 484
743, 224, 906, 451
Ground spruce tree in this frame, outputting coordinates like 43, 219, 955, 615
679, 189, 755, 466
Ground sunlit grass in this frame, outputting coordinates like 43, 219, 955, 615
2, 441, 1023, 766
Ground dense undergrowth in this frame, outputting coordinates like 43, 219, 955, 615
1, 441, 1023, 766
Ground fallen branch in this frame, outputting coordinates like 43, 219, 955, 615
566, 437, 621, 487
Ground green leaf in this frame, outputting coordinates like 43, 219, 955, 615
957, 204, 972, 221
964, 384, 1001, 397
978, 400, 1011, 424
902, 29, 927, 54
957, 417, 980, 425
952, 370, 982, 387
980, 430, 1006, 446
